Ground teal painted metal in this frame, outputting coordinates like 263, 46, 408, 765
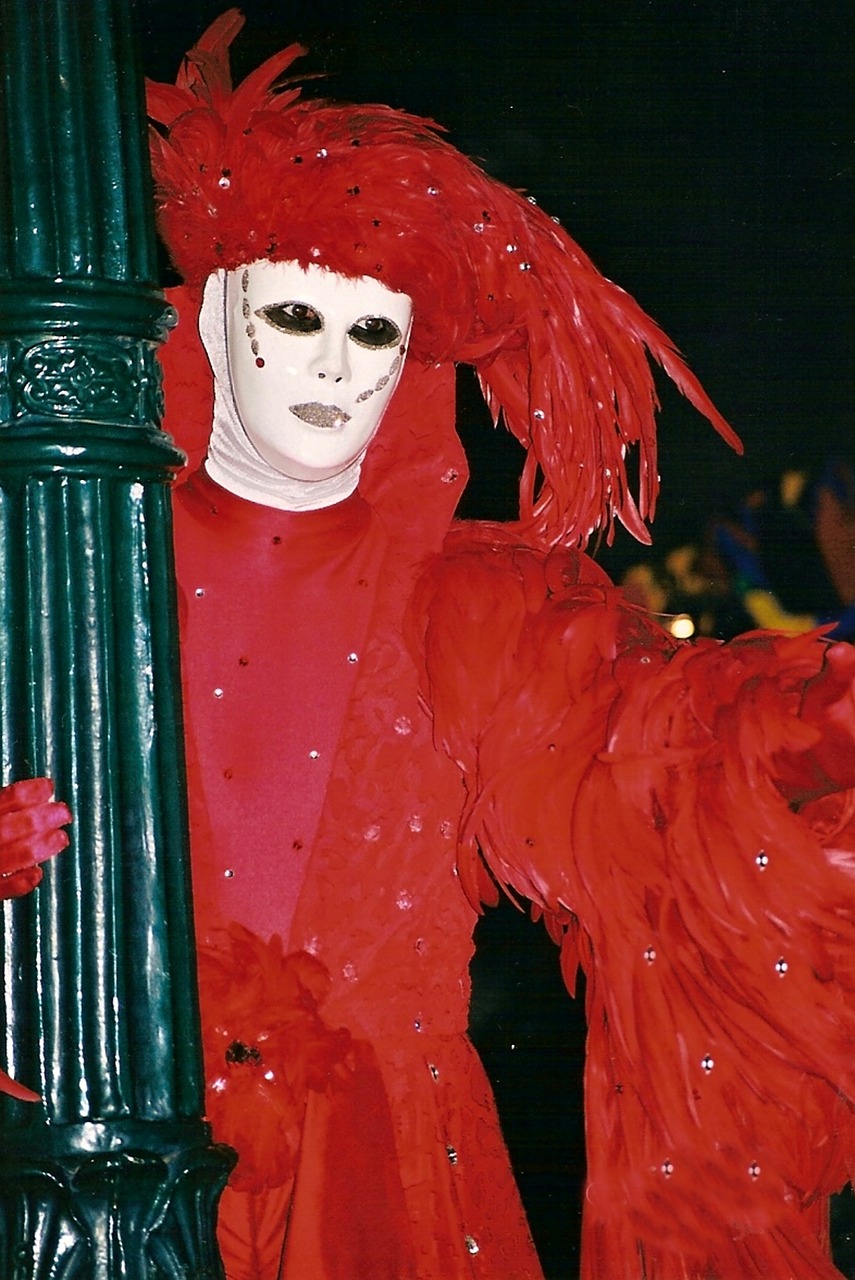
0, 0, 232, 1274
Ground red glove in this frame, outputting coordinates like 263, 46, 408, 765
0, 777, 71, 899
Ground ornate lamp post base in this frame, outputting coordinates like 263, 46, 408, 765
0, 1128, 231, 1280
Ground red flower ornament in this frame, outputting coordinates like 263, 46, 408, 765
198, 923, 352, 1192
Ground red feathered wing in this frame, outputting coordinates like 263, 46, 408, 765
411, 526, 855, 1280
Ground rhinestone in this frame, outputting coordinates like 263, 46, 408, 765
347, 652, 358, 663
527, 195, 537, 204
396, 891, 413, 910
446, 1144, 458, 1165
218, 175, 231, 189
464, 1236, 479, 1255
755, 851, 769, 869
414, 1018, 422, 1031
309, 749, 320, 760
342, 963, 357, 982
427, 186, 439, 195
701, 1054, 714, 1073
213, 688, 224, 699
519, 261, 532, 271
775, 957, 788, 976
533, 409, 545, 420
473, 222, 484, 233
640, 655, 652, 664
224, 869, 234, 878
394, 716, 412, 736
310, 246, 321, 258
194, 587, 205, 597
749, 1162, 761, 1179
441, 468, 459, 484
506, 243, 517, 253
408, 815, 423, 833
644, 946, 656, 964
316, 147, 328, 158
364, 825, 381, 842
661, 1160, 674, 1177
428, 1063, 439, 1081
263, 1069, 275, 1081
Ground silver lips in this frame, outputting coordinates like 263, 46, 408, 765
289, 402, 352, 429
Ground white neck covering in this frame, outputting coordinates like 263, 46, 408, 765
199, 272, 364, 511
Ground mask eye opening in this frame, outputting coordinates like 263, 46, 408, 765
348, 316, 402, 350
256, 302, 325, 335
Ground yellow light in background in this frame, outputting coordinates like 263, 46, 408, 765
669, 613, 696, 639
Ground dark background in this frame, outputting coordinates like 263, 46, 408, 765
137, 3, 854, 1274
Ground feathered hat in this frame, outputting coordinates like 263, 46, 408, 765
147, 9, 741, 548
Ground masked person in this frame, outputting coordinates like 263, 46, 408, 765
147, 12, 855, 1279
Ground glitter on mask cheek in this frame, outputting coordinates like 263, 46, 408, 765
354, 349, 404, 405
241, 268, 263, 363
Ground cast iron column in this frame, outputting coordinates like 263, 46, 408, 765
0, 1, 232, 1276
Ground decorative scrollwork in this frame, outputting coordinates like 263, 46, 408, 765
13, 340, 137, 419
0, 334, 168, 433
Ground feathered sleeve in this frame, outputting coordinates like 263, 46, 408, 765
410, 526, 855, 1280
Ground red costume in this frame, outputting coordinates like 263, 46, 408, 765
148, 12, 855, 1278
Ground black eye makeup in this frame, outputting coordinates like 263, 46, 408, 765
348, 316, 402, 350
255, 302, 403, 351
256, 302, 323, 334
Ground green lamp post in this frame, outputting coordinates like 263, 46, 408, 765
0, 1, 232, 1274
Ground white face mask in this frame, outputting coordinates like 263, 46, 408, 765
225, 260, 413, 483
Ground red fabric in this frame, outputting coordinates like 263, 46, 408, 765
174, 469, 385, 942
204, 928, 415, 1280
174, 473, 544, 1275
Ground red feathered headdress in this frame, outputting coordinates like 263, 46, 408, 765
147, 9, 741, 548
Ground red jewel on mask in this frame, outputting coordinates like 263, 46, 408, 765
256, 357, 265, 368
